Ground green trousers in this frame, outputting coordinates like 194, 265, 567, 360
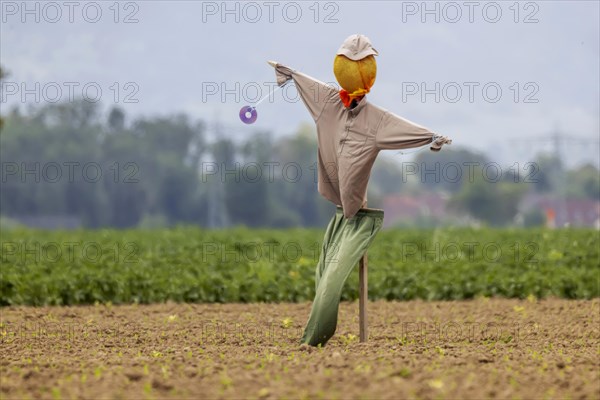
301, 206, 384, 347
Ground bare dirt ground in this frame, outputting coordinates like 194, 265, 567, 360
1, 298, 599, 399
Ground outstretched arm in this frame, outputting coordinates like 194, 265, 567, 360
376, 110, 452, 152
267, 60, 339, 122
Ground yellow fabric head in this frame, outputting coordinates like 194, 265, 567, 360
333, 54, 377, 95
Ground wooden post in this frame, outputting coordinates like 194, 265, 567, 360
359, 252, 368, 342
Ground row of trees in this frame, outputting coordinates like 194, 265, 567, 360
1, 100, 334, 228
1, 97, 598, 228
413, 146, 598, 226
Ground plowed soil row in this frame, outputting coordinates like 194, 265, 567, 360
1, 298, 599, 399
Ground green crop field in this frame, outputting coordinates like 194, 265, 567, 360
1, 228, 598, 306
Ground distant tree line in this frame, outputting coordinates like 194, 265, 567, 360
413, 145, 599, 226
1, 98, 597, 228
1, 100, 333, 228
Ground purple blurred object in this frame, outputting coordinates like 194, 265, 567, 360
239, 106, 258, 124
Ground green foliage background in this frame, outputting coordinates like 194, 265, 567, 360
1, 227, 598, 306
3, 100, 598, 229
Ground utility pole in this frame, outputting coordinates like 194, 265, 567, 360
206, 118, 230, 228
508, 127, 599, 226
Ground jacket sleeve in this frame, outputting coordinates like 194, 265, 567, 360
271, 62, 339, 122
376, 110, 452, 152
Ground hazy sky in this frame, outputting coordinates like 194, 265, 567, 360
2, 0, 599, 166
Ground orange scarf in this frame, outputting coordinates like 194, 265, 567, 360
339, 88, 368, 108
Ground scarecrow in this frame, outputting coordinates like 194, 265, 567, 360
268, 34, 452, 347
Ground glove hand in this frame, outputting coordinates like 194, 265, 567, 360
268, 61, 293, 86
430, 135, 452, 152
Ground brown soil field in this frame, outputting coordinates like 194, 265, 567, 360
1, 298, 599, 399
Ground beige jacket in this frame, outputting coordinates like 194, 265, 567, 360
272, 63, 452, 218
